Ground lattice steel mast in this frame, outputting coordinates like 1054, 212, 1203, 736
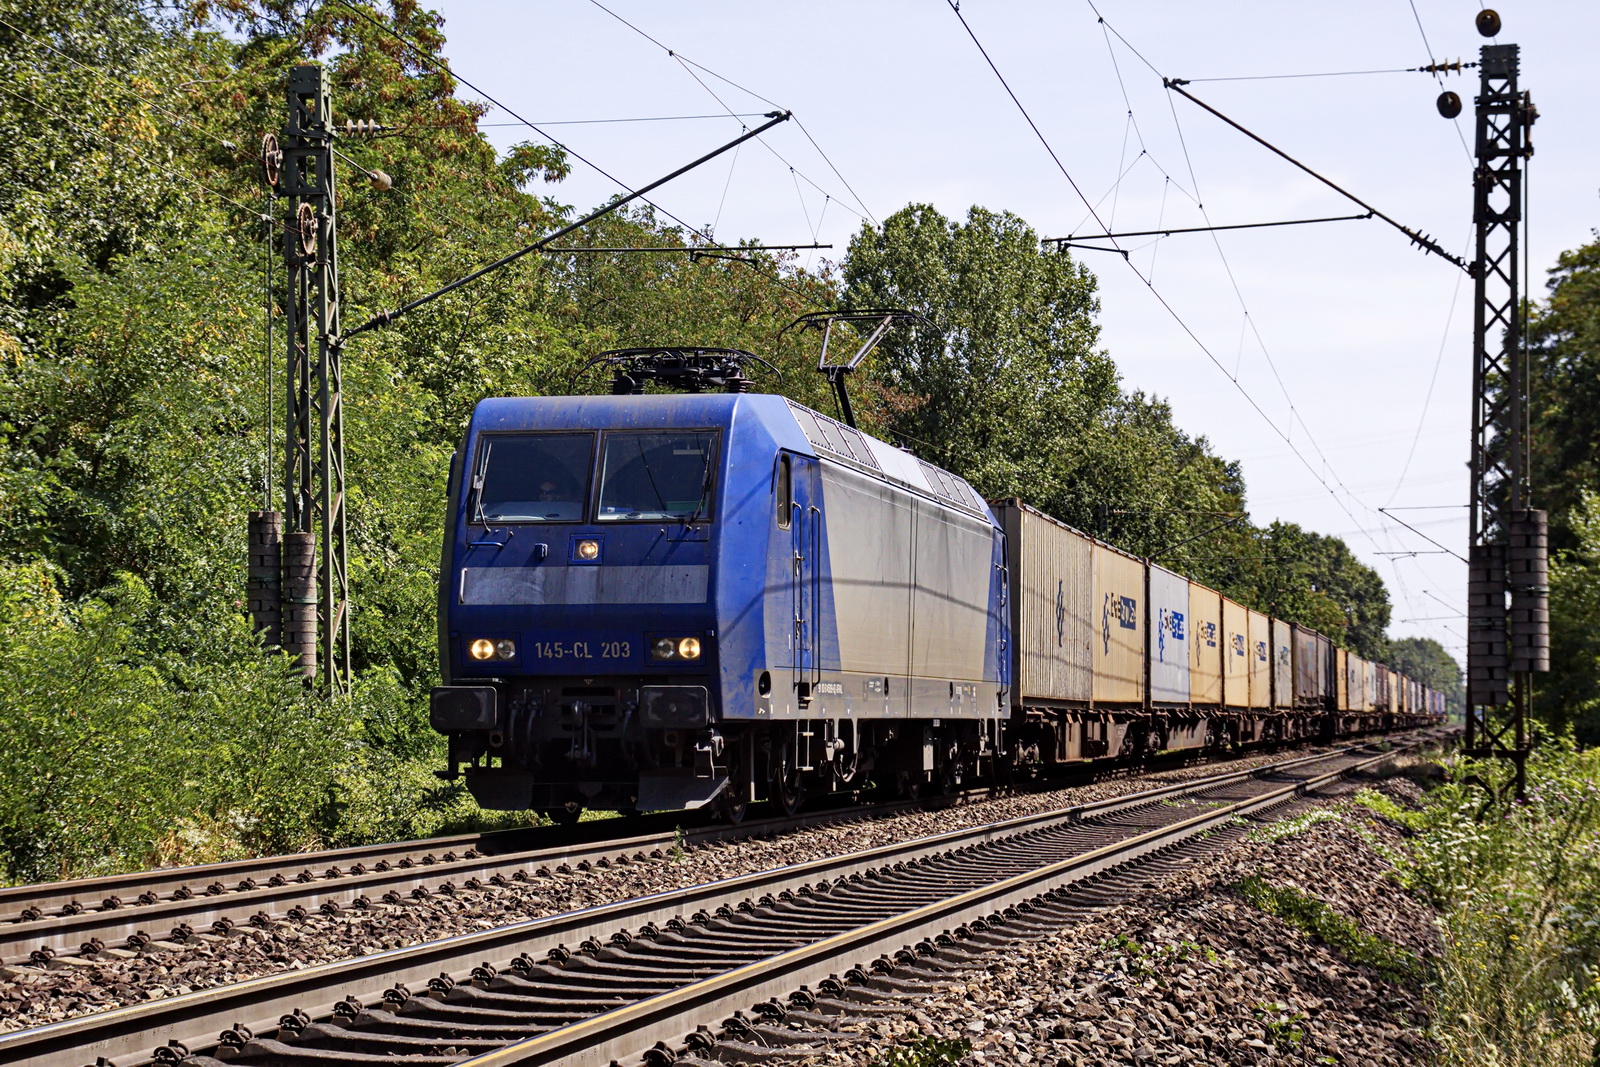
1462, 14, 1546, 798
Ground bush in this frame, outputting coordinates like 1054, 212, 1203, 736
1395, 743, 1600, 1066
0, 561, 513, 883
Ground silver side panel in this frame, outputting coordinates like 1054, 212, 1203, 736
818, 463, 915, 684
908, 495, 993, 682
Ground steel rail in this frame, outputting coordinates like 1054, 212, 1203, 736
465, 742, 1421, 1067
0, 790, 1003, 965
0, 732, 1441, 1067
0, 730, 1291, 922
0, 737, 1369, 962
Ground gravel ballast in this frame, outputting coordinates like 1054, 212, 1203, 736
0, 743, 1407, 1035
712, 768, 1439, 1067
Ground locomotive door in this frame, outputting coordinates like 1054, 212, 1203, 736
786, 453, 823, 701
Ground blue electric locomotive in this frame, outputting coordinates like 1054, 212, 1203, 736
430, 377, 1010, 822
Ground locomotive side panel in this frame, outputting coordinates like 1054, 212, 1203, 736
815, 461, 914, 688
908, 494, 999, 692
1092, 543, 1145, 706
1189, 582, 1223, 707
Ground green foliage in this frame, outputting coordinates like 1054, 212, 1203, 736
1539, 490, 1600, 744
1352, 787, 1425, 833
1387, 745, 1600, 1065
1527, 231, 1600, 742
1390, 636, 1465, 721
1235, 874, 1423, 984
1252, 1002, 1309, 1051
0, 0, 1418, 881
1245, 807, 1341, 844
870, 1034, 972, 1067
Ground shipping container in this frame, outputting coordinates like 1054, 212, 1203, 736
1189, 582, 1223, 706
1374, 666, 1392, 711
995, 501, 1093, 707
1292, 624, 1324, 710
1247, 610, 1271, 709
1148, 564, 1191, 706
1335, 648, 1348, 711
1362, 660, 1377, 713
1222, 597, 1249, 708
1271, 618, 1294, 710
1091, 541, 1145, 706
1345, 653, 1365, 713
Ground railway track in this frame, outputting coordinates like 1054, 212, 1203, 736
1, 736, 1387, 968
0, 728, 1447, 1067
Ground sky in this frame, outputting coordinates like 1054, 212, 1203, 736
424, 0, 1600, 665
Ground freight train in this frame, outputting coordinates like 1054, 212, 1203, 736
430, 363, 1442, 822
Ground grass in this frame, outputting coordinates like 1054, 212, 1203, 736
870, 1034, 972, 1066
1392, 741, 1600, 1066
1245, 808, 1341, 844
1235, 875, 1424, 984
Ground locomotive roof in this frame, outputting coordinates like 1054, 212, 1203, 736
469, 391, 989, 520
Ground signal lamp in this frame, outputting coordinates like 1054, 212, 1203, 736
575, 539, 601, 561
677, 637, 702, 660
652, 637, 677, 660
469, 638, 496, 661
495, 639, 517, 660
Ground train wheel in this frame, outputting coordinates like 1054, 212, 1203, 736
716, 749, 750, 824
544, 803, 582, 827
895, 769, 922, 801
771, 744, 805, 817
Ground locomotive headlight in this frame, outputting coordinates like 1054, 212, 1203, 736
677, 637, 702, 660
575, 539, 600, 561
494, 639, 516, 660
651, 637, 677, 660
469, 638, 496, 661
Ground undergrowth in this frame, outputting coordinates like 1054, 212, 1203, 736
870, 1034, 972, 1066
1236, 875, 1424, 984
1389, 742, 1600, 1067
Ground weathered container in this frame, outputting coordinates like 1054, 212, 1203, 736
1148, 564, 1191, 706
995, 501, 1093, 707
1373, 666, 1392, 711
1292, 624, 1324, 710
1271, 618, 1294, 710
1222, 597, 1249, 708
1362, 659, 1377, 713
1345, 653, 1365, 712
1189, 582, 1223, 706
1335, 648, 1348, 711
1092, 540, 1145, 706
1247, 610, 1271, 709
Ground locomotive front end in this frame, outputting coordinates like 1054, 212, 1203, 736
432, 396, 734, 819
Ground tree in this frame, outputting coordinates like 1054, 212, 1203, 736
1390, 636, 1464, 721
839, 203, 1243, 560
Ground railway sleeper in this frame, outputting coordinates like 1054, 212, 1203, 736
346, 1007, 551, 1040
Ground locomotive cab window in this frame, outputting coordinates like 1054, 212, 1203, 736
473, 433, 594, 523
597, 431, 719, 522
776, 453, 792, 529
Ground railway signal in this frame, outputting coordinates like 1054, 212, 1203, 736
1459, 11, 1547, 799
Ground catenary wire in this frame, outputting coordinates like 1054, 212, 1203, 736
1081, 3, 1468, 577
327, 0, 817, 303
949, 3, 1396, 567
584, 0, 877, 226
582, 0, 873, 225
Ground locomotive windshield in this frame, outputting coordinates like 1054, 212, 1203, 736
473, 433, 594, 522
597, 431, 718, 522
